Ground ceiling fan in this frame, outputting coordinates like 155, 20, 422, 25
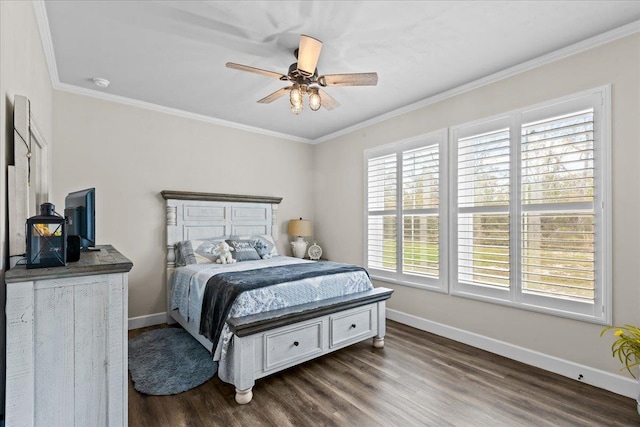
226, 35, 378, 114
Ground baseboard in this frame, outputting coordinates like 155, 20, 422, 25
128, 309, 636, 399
386, 308, 638, 400
128, 312, 167, 330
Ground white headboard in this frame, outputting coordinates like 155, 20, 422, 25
161, 190, 283, 261
161, 190, 283, 320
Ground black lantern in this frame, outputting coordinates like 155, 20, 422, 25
26, 203, 67, 269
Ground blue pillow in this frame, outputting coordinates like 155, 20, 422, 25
230, 234, 279, 258
226, 239, 261, 262
252, 236, 275, 259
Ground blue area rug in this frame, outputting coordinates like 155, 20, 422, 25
128, 327, 217, 395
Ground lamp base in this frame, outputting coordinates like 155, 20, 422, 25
291, 237, 308, 258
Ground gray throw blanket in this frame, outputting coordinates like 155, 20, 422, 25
199, 261, 370, 350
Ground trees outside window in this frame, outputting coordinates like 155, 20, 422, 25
450, 87, 610, 323
365, 130, 448, 292
365, 86, 610, 323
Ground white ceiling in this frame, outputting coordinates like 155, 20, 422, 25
40, 1, 640, 143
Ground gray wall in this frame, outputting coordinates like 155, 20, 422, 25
0, 1, 54, 415
313, 34, 640, 377
52, 92, 314, 319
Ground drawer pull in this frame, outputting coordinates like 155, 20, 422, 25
293, 341, 299, 347
351, 324, 357, 329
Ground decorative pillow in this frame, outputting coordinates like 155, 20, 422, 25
175, 240, 196, 266
232, 234, 279, 258
252, 237, 274, 259
256, 234, 279, 257
225, 239, 261, 262
176, 237, 227, 265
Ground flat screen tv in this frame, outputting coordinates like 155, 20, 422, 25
64, 187, 95, 250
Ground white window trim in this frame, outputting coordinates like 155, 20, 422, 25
450, 115, 514, 302
364, 129, 449, 293
448, 85, 612, 324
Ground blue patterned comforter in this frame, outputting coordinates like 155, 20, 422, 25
171, 256, 374, 384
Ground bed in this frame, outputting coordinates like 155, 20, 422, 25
162, 190, 392, 404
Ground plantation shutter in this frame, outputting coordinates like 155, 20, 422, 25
457, 128, 511, 289
367, 153, 397, 271
402, 145, 439, 277
450, 88, 608, 321
365, 130, 447, 291
521, 109, 595, 302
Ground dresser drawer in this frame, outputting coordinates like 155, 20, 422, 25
264, 321, 323, 371
330, 304, 375, 348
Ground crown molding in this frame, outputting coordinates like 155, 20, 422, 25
32, 0, 59, 85
32, 0, 639, 145
312, 19, 640, 145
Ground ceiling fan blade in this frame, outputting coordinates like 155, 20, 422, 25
318, 89, 340, 110
318, 72, 378, 87
226, 62, 287, 80
296, 35, 323, 77
257, 87, 291, 104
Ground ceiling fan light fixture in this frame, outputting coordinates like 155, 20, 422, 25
291, 104, 303, 115
226, 34, 377, 115
309, 88, 321, 111
297, 35, 323, 76
290, 84, 303, 107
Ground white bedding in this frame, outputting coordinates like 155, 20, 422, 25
171, 256, 374, 384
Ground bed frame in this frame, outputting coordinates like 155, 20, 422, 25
162, 190, 392, 404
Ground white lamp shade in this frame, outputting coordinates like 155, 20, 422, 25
297, 35, 322, 76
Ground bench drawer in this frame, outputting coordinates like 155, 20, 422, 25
330, 304, 375, 348
264, 321, 323, 371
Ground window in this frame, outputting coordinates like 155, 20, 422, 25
450, 87, 610, 323
364, 87, 610, 323
456, 123, 511, 299
365, 130, 448, 292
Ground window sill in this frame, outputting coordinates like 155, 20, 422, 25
370, 274, 448, 294
451, 287, 609, 325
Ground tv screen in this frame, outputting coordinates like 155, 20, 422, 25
64, 187, 95, 250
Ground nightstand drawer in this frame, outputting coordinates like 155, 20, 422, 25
330, 304, 375, 348
264, 321, 323, 371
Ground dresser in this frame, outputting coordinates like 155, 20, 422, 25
5, 245, 133, 427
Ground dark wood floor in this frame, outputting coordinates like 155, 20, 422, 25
128, 321, 639, 426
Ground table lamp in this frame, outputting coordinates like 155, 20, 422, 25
288, 218, 312, 258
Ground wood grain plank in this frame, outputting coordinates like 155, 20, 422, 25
227, 288, 392, 337
35, 286, 75, 426
74, 281, 108, 426
128, 321, 639, 426
5, 282, 35, 427
107, 273, 127, 426
161, 190, 282, 205
5, 245, 133, 283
